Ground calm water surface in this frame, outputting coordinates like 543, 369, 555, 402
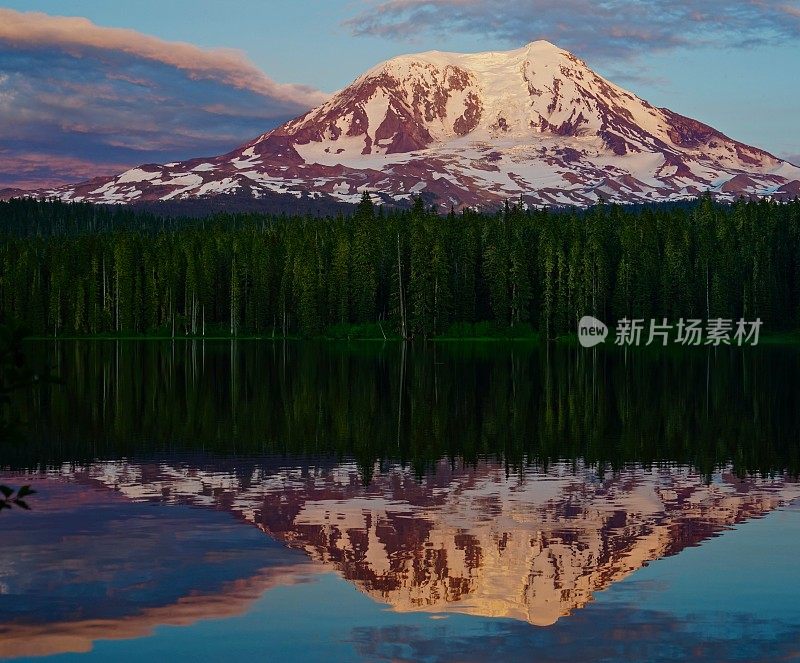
1, 341, 799, 662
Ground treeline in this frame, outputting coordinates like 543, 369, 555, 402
1, 195, 800, 337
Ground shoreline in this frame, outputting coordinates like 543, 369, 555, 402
21, 331, 800, 345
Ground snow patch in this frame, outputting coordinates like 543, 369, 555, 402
161, 173, 203, 187
117, 168, 162, 184
196, 178, 240, 196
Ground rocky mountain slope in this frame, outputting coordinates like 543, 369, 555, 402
27, 41, 800, 209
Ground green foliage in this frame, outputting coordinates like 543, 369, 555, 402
2, 196, 800, 338
440, 321, 539, 339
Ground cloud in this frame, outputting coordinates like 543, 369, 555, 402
0, 151, 133, 191
0, 9, 326, 107
0, 10, 329, 189
345, 0, 800, 61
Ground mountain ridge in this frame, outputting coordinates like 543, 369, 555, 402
12, 40, 800, 209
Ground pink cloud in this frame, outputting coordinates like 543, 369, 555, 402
0, 9, 328, 107
0, 151, 135, 190
0, 9, 334, 189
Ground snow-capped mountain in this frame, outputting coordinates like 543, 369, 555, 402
31, 41, 800, 209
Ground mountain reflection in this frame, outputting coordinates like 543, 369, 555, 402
3, 341, 800, 658
32, 458, 800, 627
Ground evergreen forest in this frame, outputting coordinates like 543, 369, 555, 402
1, 194, 799, 339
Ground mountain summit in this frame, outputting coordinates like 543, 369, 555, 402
34, 41, 800, 208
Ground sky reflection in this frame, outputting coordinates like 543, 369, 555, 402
1, 459, 798, 661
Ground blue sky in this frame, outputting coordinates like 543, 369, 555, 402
1, 0, 798, 188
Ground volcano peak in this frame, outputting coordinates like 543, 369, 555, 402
30, 42, 800, 210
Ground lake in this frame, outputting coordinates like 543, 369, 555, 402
1, 341, 799, 662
